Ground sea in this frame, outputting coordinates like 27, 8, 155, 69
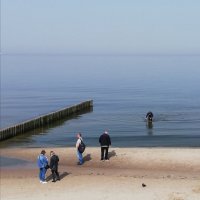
1, 54, 200, 148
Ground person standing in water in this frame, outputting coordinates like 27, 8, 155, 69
146, 111, 154, 122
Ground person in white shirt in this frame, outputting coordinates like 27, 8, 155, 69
76, 133, 84, 165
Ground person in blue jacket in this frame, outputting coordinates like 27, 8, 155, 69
37, 150, 49, 183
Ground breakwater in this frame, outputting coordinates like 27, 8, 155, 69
0, 100, 93, 141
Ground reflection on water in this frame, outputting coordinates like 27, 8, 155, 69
146, 122, 153, 135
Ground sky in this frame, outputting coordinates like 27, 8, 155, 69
1, 0, 200, 55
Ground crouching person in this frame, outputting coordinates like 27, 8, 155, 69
50, 151, 60, 182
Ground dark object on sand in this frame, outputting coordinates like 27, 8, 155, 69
142, 183, 146, 187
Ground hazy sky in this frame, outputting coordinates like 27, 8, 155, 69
1, 0, 200, 55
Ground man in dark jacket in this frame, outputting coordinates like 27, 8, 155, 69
99, 131, 111, 161
50, 151, 60, 182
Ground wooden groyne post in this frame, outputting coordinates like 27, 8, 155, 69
0, 100, 93, 141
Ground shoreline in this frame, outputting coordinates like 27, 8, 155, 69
1, 147, 200, 200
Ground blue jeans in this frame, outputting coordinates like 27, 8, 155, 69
39, 168, 46, 181
77, 150, 83, 164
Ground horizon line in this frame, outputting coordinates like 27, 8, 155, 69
1, 52, 200, 57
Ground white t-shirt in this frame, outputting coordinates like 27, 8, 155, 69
76, 138, 82, 148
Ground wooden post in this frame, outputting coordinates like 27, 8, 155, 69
0, 100, 93, 141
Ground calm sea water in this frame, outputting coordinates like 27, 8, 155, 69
1, 55, 200, 147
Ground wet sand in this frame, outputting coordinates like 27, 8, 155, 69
1, 147, 200, 200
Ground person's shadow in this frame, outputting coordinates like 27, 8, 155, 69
108, 150, 117, 159
83, 154, 92, 162
46, 171, 70, 182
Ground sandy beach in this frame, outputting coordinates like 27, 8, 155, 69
1, 147, 200, 200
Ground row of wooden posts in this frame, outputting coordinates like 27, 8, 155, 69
0, 100, 93, 141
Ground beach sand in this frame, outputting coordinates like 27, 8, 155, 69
1, 147, 200, 200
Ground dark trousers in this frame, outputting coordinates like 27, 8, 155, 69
51, 169, 60, 181
101, 147, 109, 160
